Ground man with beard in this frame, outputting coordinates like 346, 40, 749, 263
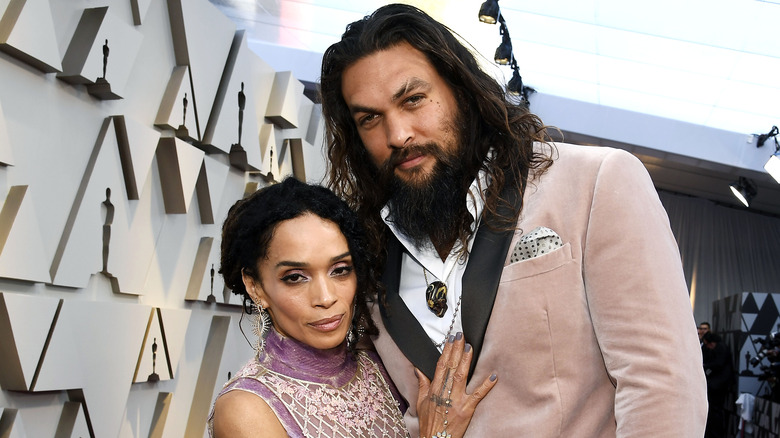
319, 4, 707, 437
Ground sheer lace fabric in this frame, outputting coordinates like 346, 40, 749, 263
208, 328, 409, 438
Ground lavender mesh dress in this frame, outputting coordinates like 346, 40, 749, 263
208, 328, 409, 437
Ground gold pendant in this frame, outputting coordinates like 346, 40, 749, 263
426, 281, 448, 317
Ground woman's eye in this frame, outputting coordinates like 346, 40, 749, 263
331, 265, 354, 277
281, 273, 307, 283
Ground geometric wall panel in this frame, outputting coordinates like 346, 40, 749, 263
306, 103, 324, 147
266, 71, 304, 129
0, 292, 60, 391
0, 185, 49, 283
113, 115, 159, 201
184, 236, 213, 302
0, 99, 14, 165
276, 137, 295, 181
259, 123, 281, 179
148, 392, 172, 438
167, 0, 235, 141
301, 138, 327, 185
0, 407, 25, 438
155, 137, 205, 214
284, 138, 307, 181
133, 308, 166, 384
184, 315, 229, 438
133, 307, 191, 384
265, 71, 308, 129
202, 29, 275, 165
155, 65, 195, 134
195, 155, 230, 225
54, 401, 90, 438
57, 7, 143, 98
156, 307, 191, 381
0, 0, 326, 435
130, 0, 153, 26
50, 117, 158, 294
713, 292, 780, 405
0, 0, 62, 73
34, 300, 150, 438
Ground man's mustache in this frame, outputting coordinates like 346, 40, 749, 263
381, 143, 443, 171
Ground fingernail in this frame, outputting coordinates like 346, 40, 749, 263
464, 343, 472, 353
490, 373, 497, 381
448, 335, 455, 343
455, 332, 463, 341
414, 368, 420, 378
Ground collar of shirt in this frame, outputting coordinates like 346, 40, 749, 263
380, 167, 490, 350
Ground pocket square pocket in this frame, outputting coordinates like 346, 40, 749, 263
510, 226, 563, 263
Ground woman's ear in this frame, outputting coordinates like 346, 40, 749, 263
241, 268, 263, 306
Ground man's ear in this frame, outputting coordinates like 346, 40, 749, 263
241, 268, 264, 306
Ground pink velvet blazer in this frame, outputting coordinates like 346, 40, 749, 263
371, 143, 708, 437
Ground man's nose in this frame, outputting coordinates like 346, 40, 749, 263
385, 114, 413, 149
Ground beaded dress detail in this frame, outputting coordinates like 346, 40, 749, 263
207, 328, 408, 438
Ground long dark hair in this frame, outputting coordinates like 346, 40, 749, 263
219, 177, 378, 348
320, 3, 553, 265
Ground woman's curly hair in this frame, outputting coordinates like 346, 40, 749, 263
219, 177, 379, 349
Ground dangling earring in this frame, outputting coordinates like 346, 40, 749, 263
252, 302, 272, 353
346, 304, 364, 350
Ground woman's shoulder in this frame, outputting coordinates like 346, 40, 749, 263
212, 390, 287, 437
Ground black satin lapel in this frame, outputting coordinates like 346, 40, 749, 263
461, 179, 524, 379
380, 235, 442, 380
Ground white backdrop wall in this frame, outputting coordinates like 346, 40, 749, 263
0, 1, 326, 437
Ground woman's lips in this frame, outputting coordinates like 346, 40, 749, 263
309, 314, 344, 332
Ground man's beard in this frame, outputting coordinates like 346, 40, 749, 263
379, 128, 471, 252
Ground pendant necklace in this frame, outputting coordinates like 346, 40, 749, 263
423, 268, 462, 349
423, 267, 452, 317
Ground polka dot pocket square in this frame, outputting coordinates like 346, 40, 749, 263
510, 226, 563, 263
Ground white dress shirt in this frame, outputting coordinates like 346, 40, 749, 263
381, 171, 488, 351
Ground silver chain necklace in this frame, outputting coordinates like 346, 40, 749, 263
423, 268, 462, 349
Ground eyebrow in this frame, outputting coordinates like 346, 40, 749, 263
391, 77, 430, 102
349, 77, 431, 116
274, 251, 352, 269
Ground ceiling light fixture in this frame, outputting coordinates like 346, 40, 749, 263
507, 65, 522, 96
729, 176, 757, 207
494, 26, 512, 65
478, 0, 499, 24
756, 126, 780, 183
478, 0, 534, 106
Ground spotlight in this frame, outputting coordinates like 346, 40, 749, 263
494, 22, 512, 65
756, 126, 780, 183
729, 177, 757, 207
478, 0, 499, 24
765, 151, 780, 184
494, 39, 512, 65
507, 68, 523, 95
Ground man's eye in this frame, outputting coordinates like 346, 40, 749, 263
406, 95, 424, 104
359, 114, 377, 126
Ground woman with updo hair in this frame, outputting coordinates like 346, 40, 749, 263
208, 177, 495, 438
